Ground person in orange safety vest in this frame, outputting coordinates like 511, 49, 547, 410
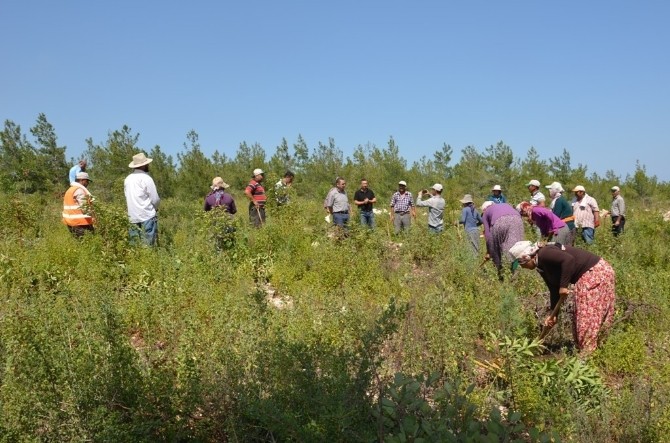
62, 172, 95, 238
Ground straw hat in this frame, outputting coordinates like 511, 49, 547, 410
128, 153, 153, 168
459, 194, 474, 204
211, 177, 230, 190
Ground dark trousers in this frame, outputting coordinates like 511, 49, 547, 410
611, 215, 625, 236
68, 225, 94, 238
249, 205, 266, 228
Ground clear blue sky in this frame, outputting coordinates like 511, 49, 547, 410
2, 1, 668, 181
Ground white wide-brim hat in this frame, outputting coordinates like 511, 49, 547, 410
129, 153, 153, 168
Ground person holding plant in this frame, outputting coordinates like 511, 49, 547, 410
62, 171, 95, 238
481, 201, 524, 278
275, 170, 295, 206
517, 201, 570, 245
508, 240, 616, 354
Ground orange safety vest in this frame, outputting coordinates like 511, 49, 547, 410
62, 185, 94, 226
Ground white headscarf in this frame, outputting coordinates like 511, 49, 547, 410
481, 201, 494, 212
508, 241, 540, 262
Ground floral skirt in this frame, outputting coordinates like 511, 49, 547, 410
489, 215, 525, 268
572, 259, 616, 353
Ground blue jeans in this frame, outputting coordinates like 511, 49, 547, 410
333, 212, 349, 228
359, 210, 375, 228
580, 227, 595, 244
130, 216, 158, 246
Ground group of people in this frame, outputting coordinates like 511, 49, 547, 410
63, 154, 162, 245
480, 179, 621, 354
63, 159, 621, 354
204, 168, 295, 228
63, 155, 297, 245
324, 179, 443, 234
319, 177, 621, 354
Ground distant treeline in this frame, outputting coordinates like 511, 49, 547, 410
1, 114, 667, 207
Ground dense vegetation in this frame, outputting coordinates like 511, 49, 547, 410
1, 115, 669, 441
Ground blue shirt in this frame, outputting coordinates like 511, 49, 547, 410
69, 165, 82, 183
460, 205, 482, 231
486, 193, 507, 204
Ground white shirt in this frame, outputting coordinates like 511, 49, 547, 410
124, 169, 160, 223
530, 190, 546, 206
572, 194, 599, 228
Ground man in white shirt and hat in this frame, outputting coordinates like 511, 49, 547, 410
526, 179, 546, 207
124, 153, 161, 246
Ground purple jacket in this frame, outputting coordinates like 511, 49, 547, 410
482, 203, 520, 241
531, 206, 566, 236
204, 190, 237, 214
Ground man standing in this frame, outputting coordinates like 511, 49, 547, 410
610, 186, 626, 236
353, 178, 377, 228
124, 153, 160, 246
62, 172, 95, 238
69, 159, 87, 184
275, 170, 295, 205
571, 185, 600, 245
245, 168, 267, 227
416, 184, 445, 233
390, 180, 416, 234
526, 179, 546, 207
324, 177, 350, 229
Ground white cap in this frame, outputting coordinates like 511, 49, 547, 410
75, 172, 91, 181
545, 181, 564, 192
491, 185, 502, 191
611, 186, 620, 192
572, 185, 586, 192
398, 180, 407, 186
526, 179, 541, 187
253, 168, 264, 176
431, 183, 443, 192
481, 201, 494, 212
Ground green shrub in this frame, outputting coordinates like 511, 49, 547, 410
594, 328, 647, 375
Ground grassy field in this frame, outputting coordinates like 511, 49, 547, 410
1, 192, 669, 442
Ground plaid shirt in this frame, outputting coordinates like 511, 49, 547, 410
390, 191, 414, 213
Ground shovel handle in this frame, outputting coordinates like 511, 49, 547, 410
538, 324, 553, 341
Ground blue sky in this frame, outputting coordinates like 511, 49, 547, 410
2, 1, 668, 181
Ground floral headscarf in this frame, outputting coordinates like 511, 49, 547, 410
517, 201, 533, 218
